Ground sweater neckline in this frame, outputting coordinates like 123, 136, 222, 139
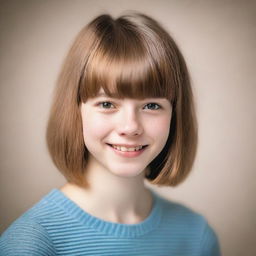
46, 188, 163, 238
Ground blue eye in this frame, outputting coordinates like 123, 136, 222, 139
96, 101, 161, 110
144, 103, 161, 110
99, 102, 115, 109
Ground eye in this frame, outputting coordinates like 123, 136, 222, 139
98, 101, 115, 109
143, 103, 161, 110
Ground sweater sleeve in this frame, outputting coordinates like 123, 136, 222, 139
199, 221, 221, 256
0, 218, 56, 256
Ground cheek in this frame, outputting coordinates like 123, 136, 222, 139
82, 113, 112, 141
149, 117, 171, 140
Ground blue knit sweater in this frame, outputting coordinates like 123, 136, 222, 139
0, 189, 221, 255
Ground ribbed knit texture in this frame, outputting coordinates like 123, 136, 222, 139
0, 189, 221, 255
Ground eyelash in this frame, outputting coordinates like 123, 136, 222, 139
97, 101, 162, 110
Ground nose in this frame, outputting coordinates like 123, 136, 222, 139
116, 108, 143, 137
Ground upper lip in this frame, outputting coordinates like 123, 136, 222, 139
107, 143, 147, 147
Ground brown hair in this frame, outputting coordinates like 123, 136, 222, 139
46, 11, 198, 187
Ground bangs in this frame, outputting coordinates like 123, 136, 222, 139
78, 17, 176, 102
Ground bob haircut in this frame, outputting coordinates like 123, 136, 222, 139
46, 11, 198, 187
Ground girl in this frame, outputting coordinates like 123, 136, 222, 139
0, 11, 221, 255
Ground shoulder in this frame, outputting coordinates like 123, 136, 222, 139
155, 192, 206, 225
154, 192, 222, 255
0, 217, 56, 255
0, 190, 60, 255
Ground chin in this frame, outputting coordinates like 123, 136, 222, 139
109, 166, 146, 178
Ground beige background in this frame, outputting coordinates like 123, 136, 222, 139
0, 0, 255, 255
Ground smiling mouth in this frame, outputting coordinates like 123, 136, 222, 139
106, 144, 148, 152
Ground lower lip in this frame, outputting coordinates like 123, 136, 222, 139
107, 145, 147, 158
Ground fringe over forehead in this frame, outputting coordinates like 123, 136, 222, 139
78, 13, 181, 103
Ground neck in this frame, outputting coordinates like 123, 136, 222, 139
60, 162, 153, 224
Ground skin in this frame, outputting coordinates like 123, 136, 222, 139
61, 89, 172, 224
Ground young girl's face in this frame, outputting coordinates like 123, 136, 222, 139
80, 88, 172, 178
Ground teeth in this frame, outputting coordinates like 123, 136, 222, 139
112, 145, 143, 152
